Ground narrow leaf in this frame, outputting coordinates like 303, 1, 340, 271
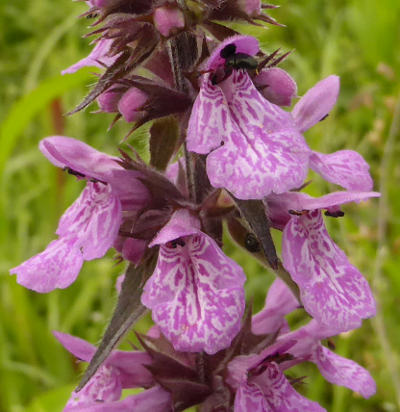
76, 251, 158, 390
232, 198, 279, 269
150, 117, 180, 171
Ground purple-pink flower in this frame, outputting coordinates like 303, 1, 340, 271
141, 209, 246, 354
10, 137, 148, 293
187, 35, 373, 199
266, 190, 379, 332
54, 331, 171, 412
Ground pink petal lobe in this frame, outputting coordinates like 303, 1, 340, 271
205, 71, 310, 199
65, 365, 122, 410
243, 362, 326, 412
40, 136, 120, 182
234, 382, 268, 412
310, 150, 373, 191
187, 76, 230, 154
62, 39, 119, 75
314, 345, 376, 398
282, 210, 376, 331
142, 232, 246, 354
57, 183, 122, 260
65, 386, 171, 412
252, 278, 298, 335
53, 331, 96, 362
10, 237, 83, 293
292, 75, 340, 132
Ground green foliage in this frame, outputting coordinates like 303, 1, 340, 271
1, 1, 400, 411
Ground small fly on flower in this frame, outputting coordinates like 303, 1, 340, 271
211, 43, 258, 85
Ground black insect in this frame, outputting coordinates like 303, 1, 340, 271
64, 167, 107, 185
64, 167, 86, 179
325, 210, 345, 218
221, 43, 258, 71
211, 43, 258, 85
169, 238, 186, 248
244, 233, 261, 253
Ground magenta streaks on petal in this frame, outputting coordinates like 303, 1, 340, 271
149, 209, 201, 247
187, 76, 230, 154
310, 150, 373, 191
234, 382, 268, 412
57, 183, 122, 260
314, 345, 376, 398
62, 38, 119, 75
205, 71, 310, 199
65, 385, 171, 412
10, 237, 83, 293
282, 210, 376, 331
253, 362, 326, 412
292, 75, 340, 133
65, 365, 122, 410
142, 232, 246, 354
206, 35, 259, 70
252, 278, 298, 335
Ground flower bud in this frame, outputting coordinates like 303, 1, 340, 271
118, 87, 148, 123
97, 87, 124, 113
253, 67, 297, 106
153, 6, 185, 37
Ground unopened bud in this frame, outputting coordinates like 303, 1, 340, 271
118, 87, 148, 123
97, 87, 123, 113
253, 67, 297, 107
153, 6, 185, 37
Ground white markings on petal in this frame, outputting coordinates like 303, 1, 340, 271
57, 182, 122, 260
142, 232, 246, 354
282, 210, 376, 331
10, 237, 84, 293
314, 345, 376, 398
310, 150, 373, 191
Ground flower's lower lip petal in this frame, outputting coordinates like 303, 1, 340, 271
56, 183, 122, 261
310, 150, 373, 191
10, 237, 84, 293
315, 345, 376, 398
187, 76, 229, 155
142, 233, 246, 354
206, 130, 309, 199
282, 210, 376, 332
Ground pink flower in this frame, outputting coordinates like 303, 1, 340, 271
187, 35, 373, 199
265, 190, 379, 332
53, 332, 171, 412
10, 137, 149, 293
141, 209, 246, 354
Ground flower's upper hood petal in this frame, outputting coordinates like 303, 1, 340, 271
292, 75, 340, 133
149, 209, 201, 247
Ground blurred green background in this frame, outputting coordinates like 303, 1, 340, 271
1, 0, 400, 411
